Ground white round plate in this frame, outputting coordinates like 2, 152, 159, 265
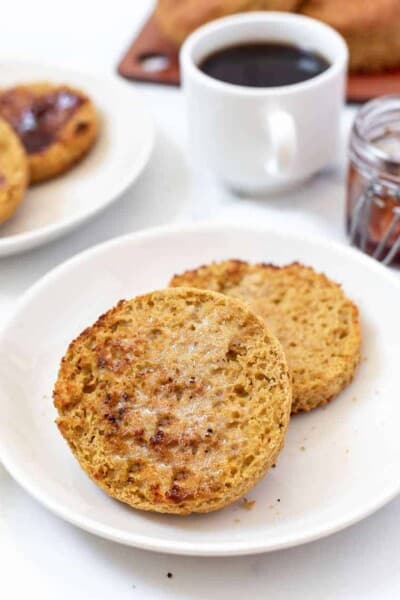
1, 222, 399, 556
0, 61, 154, 256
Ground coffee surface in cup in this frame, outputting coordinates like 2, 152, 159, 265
199, 42, 330, 87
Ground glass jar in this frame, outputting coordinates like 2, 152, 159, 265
347, 95, 400, 266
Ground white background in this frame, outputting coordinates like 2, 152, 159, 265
1, 2, 399, 598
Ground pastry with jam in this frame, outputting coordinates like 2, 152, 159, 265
0, 83, 99, 183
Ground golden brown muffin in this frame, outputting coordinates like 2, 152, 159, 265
155, 0, 303, 46
0, 117, 28, 225
300, 0, 400, 72
0, 83, 98, 183
54, 287, 291, 515
170, 262, 361, 413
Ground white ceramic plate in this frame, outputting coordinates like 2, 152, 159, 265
1, 222, 399, 556
0, 61, 154, 256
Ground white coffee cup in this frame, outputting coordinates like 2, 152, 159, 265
180, 12, 348, 194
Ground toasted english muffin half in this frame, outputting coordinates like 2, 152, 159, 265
170, 262, 361, 413
54, 287, 291, 514
300, 0, 400, 72
0, 117, 28, 224
155, 0, 303, 46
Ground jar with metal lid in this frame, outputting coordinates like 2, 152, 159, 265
347, 95, 400, 266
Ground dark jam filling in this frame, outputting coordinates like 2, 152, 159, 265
0, 88, 85, 154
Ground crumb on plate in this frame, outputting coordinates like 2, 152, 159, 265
241, 497, 256, 511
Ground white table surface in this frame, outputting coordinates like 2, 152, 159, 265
1, 2, 399, 598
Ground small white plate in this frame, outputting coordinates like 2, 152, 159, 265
1, 222, 399, 556
0, 61, 154, 256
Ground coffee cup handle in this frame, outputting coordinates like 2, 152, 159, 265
263, 110, 297, 175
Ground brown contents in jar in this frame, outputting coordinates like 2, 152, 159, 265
347, 164, 400, 265
0, 87, 86, 154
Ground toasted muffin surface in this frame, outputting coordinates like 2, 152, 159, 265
0, 117, 28, 224
170, 262, 361, 413
0, 83, 98, 183
54, 287, 291, 514
300, 0, 400, 33
155, 0, 400, 72
300, 0, 400, 72
155, 0, 302, 46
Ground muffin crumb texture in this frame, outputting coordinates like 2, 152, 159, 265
54, 287, 291, 514
170, 261, 361, 413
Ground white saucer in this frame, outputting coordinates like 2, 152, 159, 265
0, 222, 399, 556
0, 61, 154, 256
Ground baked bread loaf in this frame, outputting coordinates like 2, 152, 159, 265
0, 117, 28, 224
0, 83, 98, 183
155, 0, 303, 46
300, 0, 400, 72
170, 262, 361, 413
54, 287, 291, 515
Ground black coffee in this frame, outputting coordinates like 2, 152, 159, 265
199, 42, 330, 87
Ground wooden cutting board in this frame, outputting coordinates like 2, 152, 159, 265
118, 12, 400, 102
